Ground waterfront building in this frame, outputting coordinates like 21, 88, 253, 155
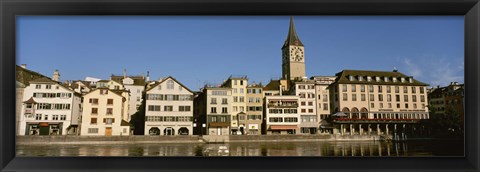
330, 70, 429, 138
144, 76, 194, 135
428, 82, 464, 120
311, 76, 337, 133
15, 64, 49, 135
110, 69, 147, 121
292, 80, 318, 134
221, 76, 248, 135
195, 87, 232, 135
94, 79, 131, 121
245, 83, 264, 135
80, 87, 130, 136
264, 95, 300, 134
19, 77, 82, 135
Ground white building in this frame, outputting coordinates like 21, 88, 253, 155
265, 95, 300, 135
144, 76, 194, 135
293, 80, 318, 134
110, 74, 146, 122
80, 88, 130, 136
19, 77, 82, 135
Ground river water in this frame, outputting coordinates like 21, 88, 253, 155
16, 139, 463, 157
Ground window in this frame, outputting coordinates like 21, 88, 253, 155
179, 106, 191, 112
420, 95, 425, 102
323, 103, 328, 110
387, 95, 392, 102
412, 95, 417, 102
35, 84, 41, 89
89, 98, 99, 104
370, 103, 374, 108
88, 128, 98, 133
301, 109, 306, 113
222, 107, 228, 113
349, 75, 354, 81
379, 103, 384, 108
233, 88, 237, 93
405, 104, 409, 108
100, 89, 108, 95
386, 86, 391, 93
46, 85, 52, 89
256, 98, 261, 103
404, 95, 409, 102
342, 93, 348, 101
233, 96, 238, 102
361, 94, 366, 101
370, 94, 374, 101
322, 95, 328, 102
378, 86, 383, 93
211, 107, 217, 113
35, 114, 42, 120
90, 118, 97, 124
413, 104, 417, 109
420, 87, 425, 94
308, 101, 313, 106
240, 80, 244, 85
411, 87, 417, 93
240, 106, 244, 112
395, 95, 400, 102
219, 116, 226, 122
164, 106, 173, 111
367, 76, 372, 82
359, 76, 364, 81
342, 85, 347, 92
369, 85, 374, 92
352, 94, 357, 101
384, 77, 389, 82
107, 99, 113, 105
52, 115, 59, 120
240, 88, 244, 94
397, 103, 400, 108
301, 102, 306, 106
378, 94, 383, 101
351, 85, 356, 92
269, 117, 283, 122
395, 86, 399, 93
360, 85, 365, 92
239, 96, 245, 102
107, 108, 113, 114
222, 98, 228, 104
403, 86, 408, 93
60, 115, 66, 120
137, 97, 140, 101
91, 108, 98, 114
148, 105, 161, 111
284, 117, 298, 122
211, 98, 217, 104
248, 97, 254, 103
167, 80, 174, 89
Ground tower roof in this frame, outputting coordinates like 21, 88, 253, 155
282, 16, 304, 48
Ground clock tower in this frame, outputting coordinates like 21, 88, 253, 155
282, 17, 306, 81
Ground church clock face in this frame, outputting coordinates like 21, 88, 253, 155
290, 46, 304, 62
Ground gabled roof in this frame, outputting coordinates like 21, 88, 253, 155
83, 88, 125, 98
121, 120, 131, 126
15, 65, 49, 86
110, 75, 146, 86
145, 76, 193, 93
334, 70, 429, 86
29, 77, 57, 84
263, 80, 280, 91
282, 16, 304, 49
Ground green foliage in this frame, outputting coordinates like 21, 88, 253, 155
129, 92, 146, 135
421, 106, 463, 138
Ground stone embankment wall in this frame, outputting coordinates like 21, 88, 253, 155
17, 134, 383, 145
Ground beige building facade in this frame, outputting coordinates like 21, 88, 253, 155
245, 84, 264, 135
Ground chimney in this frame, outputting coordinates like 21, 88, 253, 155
124, 68, 127, 79
146, 71, 150, 82
52, 69, 60, 82
393, 67, 398, 72
21, 64, 27, 69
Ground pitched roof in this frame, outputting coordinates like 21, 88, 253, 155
334, 70, 429, 86
263, 80, 280, 91
282, 16, 304, 49
145, 76, 193, 93
121, 120, 131, 126
110, 75, 146, 86
29, 77, 57, 83
15, 65, 50, 86
23, 97, 37, 104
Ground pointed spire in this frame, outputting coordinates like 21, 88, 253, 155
282, 16, 304, 48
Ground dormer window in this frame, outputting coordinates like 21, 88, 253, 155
384, 77, 389, 82
376, 77, 381, 82
409, 78, 413, 83
367, 76, 372, 82
401, 78, 405, 83
393, 77, 397, 82
349, 76, 354, 81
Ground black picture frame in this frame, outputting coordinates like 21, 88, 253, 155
1, 0, 479, 171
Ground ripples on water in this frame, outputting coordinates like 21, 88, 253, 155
16, 140, 463, 157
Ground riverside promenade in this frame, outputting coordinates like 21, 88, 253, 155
17, 134, 383, 145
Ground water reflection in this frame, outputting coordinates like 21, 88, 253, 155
16, 140, 463, 157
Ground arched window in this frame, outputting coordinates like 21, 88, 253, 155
342, 107, 350, 118
360, 108, 368, 119
351, 108, 359, 119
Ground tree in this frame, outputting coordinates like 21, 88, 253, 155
129, 92, 146, 135
421, 106, 463, 138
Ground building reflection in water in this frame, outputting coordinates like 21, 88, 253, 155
15, 140, 458, 157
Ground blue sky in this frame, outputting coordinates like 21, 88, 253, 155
17, 16, 464, 91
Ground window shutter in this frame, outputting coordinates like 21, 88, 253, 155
89, 99, 92, 103
103, 118, 106, 123
112, 118, 115, 123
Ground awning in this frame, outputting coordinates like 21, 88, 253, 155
269, 125, 298, 130
209, 122, 230, 127
332, 112, 347, 117
319, 120, 333, 128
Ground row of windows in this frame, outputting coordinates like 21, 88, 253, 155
211, 90, 228, 95
268, 108, 298, 114
90, 108, 113, 115
269, 117, 298, 123
298, 85, 315, 90
146, 94, 193, 101
247, 106, 263, 112
147, 105, 191, 112
89, 98, 114, 105
301, 115, 317, 122
337, 94, 425, 102
247, 115, 262, 120
247, 88, 262, 94
298, 93, 315, 99
247, 97, 262, 103
34, 84, 59, 90
317, 94, 329, 102
210, 107, 228, 114
90, 117, 116, 124
211, 98, 228, 104
36, 103, 71, 110
339, 85, 425, 94
29, 114, 67, 120
348, 75, 414, 84
145, 116, 193, 122
372, 113, 429, 119
33, 92, 72, 98
368, 102, 425, 109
